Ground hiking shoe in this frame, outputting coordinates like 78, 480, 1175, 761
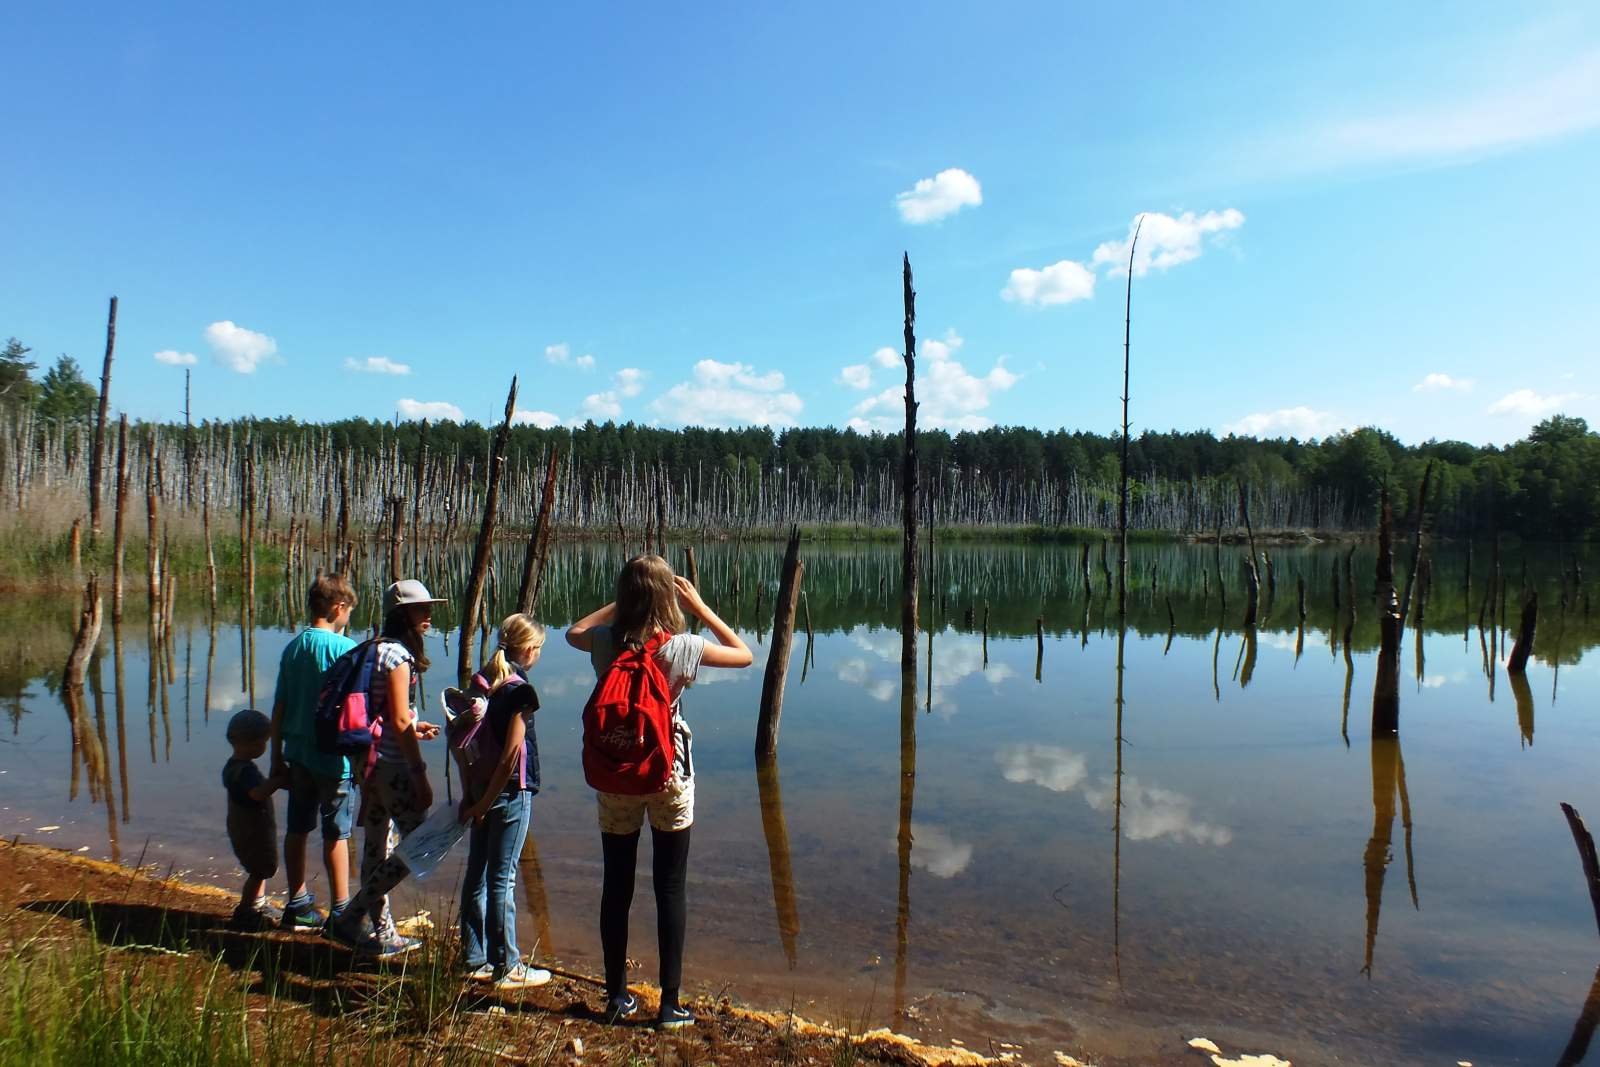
321, 912, 370, 952
657, 1004, 695, 1030
461, 963, 495, 982
230, 902, 281, 932
280, 900, 324, 931
603, 992, 639, 1024
322, 912, 414, 957
493, 963, 552, 990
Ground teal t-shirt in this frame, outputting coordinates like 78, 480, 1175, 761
275, 627, 357, 779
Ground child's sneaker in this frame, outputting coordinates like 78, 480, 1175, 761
461, 963, 495, 982
493, 963, 552, 990
280, 898, 324, 931
657, 1004, 695, 1030
322, 911, 375, 953
230, 901, 281, 932
603, 992, 639, 1024
372, 930, 421, 958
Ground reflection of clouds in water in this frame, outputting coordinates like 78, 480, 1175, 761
997, 744, 1232, 847
839, 626, 1013, 716
892, 822, 973, 878
1260, 630, 1326, 652
997, 744, 1087, 792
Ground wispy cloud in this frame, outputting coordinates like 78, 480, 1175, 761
512, 409, 561, 428
153, 349, 197, 366
895, 168, 982, 224
345, 356, 411, 376
613, 367, 645, 397
396, 398, 463, 422
582, 391, 622, 420
1413, 372, 1475, 393
1487, 389, 1590, 417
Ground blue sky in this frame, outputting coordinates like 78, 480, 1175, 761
3, 3, 1597, 445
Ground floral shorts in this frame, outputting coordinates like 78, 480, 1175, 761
596, 774, 694, 834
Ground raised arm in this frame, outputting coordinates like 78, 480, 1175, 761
566, 601, 617, 653
675, 576, 752, 668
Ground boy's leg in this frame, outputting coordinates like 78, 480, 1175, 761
488, 792, 531, 972
240, 875, 265, 909
319, 774, 357, 909
459, 814, 492, 969
282, 765, 319, 921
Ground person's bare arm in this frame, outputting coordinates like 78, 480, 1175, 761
268, 693, 288, 778
386, 660, 435, 808
248, 769, 290, 802
462, 713, 527, 823
675, 576, 752, 668
566, 602, 617, 652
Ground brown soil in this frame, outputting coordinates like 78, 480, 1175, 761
0, 839, 1012, 1067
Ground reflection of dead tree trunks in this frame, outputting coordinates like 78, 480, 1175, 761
1558, 965, 1600, 1067
756, 755, 801, 969
65, 576, 103, 689
1373, 488, 1401, 737
1398, 460, 1434, 635
1507, 592, 1538, 675
756, 527, 803, 759
388, 496, 403, 583
1080, 542, 1092, 598
894, 666, 917, 1018
1362, 736, 1400, 976
111, 417, 129, 622
458, 377, 517, 685
1237, 481, 1261, 628
1034, 615, 1044, 682
517, 833, 555, 961
1510, 669, 1535, 747
518, 448, 560, 614
900, 254, 919, 673
89, 295, 116, 534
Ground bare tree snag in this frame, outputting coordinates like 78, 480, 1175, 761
89, 296, 116, 534
458, 377, 517, 685
756, 526, 804, 758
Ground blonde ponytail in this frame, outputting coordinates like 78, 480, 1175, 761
480, 613, 545, 692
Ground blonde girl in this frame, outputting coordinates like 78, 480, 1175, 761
566, 555, 752, 1029
457, 614, 551, 990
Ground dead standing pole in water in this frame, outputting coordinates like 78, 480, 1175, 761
1507, 591, 1538, 675
111, 416, 129, 623
1116, 215, 1143, 621
89, 296, 116, 536
1372, 486, 1402, 737
900, 253, 920, 673
1237, 480, 1261, 629
755, 526, 804, 759
517, 446, 560, 614
65, 575, 104, 690
458, 377, 517, 686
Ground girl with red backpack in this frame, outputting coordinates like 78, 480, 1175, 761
453, 613, 552, 990
565, 555, 752, 1029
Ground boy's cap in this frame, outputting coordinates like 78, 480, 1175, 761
226, 708, 272, 743
384, 579, 447, 616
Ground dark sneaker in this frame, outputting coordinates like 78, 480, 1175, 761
230, 902, 281, 932
280, 901, 324, 931
322, 912, 374, 952
657, 1004, 695, 1030
604, 992, 639, 1024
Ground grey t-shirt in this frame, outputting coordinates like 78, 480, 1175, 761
590, 627, 705, 780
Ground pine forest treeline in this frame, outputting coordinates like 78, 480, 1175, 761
4, 406, 1600, 544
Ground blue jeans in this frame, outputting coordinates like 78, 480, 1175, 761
460, 790, 532, 973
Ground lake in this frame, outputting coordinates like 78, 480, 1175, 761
5, 538, 1599, 1066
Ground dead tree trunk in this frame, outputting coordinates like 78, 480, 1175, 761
145, 436, 162, 632
755, 526, 804, 758
1398, 460, 1434, 634
89, 296, 116, 534
1116, 216, 1143, 619
518, 448, 560, 614
111, 416, 129, 622
1508, 592, 1538, 675
900, 253, 919, 673
64, 575, 103, 689
1373, 487, 1401, 737
1238, 480, 1261, 628
458, 377, 517, 685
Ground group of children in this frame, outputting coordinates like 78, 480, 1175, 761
222, 555, 753, 1028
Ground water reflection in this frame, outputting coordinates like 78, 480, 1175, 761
756, 756, 800, 969
894, 665, 916, 1018
1361, 735, 1418, 977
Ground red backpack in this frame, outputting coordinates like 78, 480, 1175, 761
582, 632, 675, 795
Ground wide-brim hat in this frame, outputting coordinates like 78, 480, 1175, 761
384, 579, 448, 616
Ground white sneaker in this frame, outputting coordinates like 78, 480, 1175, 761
494, 963, 552, 990
462, 963, 495, 982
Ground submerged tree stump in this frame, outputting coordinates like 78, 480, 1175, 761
1507, 592, 1538, 675
756, 526, 804, 759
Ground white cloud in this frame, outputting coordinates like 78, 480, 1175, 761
512, 409, 561, 429
894, 168, 982, 224
396, 398, 464, 422
345, 356, 411, 376
872, 346, 901, 369
575, 354, 596, 371
1000, 260, 1096, 306
652, 359, 803, 428
1092, 210, 1245, 277
837, 364, 873, 390
1082, 776, 1233, 847
900, 823, 973, 878
1223, 406, 1339, 439
582, 391, 623, 420
1311, 48, 1600, 170
1487, 389, 1589, 417
849, 330, 1017, 432
996, 745, 1088, 793
205, 320, 277, 374
1413, 373, 1475, 393
544, 343, 571, 364
153, 350, 197, 366
614, 367, 646, 397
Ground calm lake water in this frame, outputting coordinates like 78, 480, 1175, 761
5, 539, 1600, 1066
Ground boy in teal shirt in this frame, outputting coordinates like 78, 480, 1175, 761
270, 573, 358, 929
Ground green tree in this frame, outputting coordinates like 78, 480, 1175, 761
35, 355, 99, 425
0, 338, 36, 408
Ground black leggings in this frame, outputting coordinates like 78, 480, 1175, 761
600, 826, 691, 1004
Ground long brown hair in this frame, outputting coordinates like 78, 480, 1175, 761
613, 555, 683, 649
381, 607, 431, 672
